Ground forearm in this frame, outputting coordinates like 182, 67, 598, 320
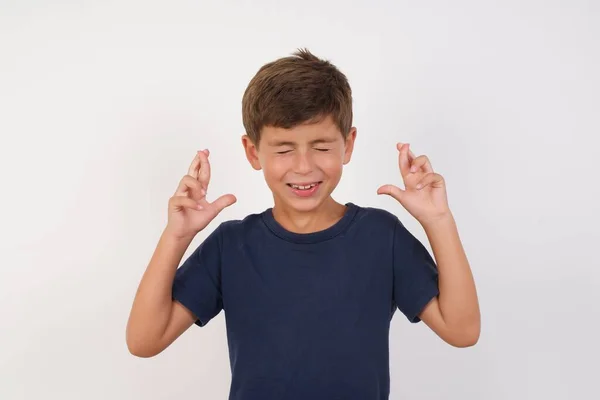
422, 212, 480, 335
126, 228, 193, 348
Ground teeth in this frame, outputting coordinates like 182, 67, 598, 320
291, 183, 317, 190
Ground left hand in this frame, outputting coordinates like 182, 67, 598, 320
377, 142, 451, 225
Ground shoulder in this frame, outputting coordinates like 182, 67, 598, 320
212, 210, 269, 241
340, 203, 404, 244
351, 203, 401, 229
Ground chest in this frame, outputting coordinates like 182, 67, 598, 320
220, 239, 394, 327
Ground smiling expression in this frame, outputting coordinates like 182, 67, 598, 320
242, 115, 357, 213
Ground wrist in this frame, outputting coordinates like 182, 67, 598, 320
419, 210, 454, 230
162, 226, 197, 244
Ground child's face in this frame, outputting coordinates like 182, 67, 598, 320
242, 115, 356, 213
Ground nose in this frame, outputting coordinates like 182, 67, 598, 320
292, 150, 313, 175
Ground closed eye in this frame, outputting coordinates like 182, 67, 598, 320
315, 148, 330, 152
276, 150, 292, 154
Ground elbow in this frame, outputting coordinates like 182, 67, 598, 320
449, 333, 479, 348
126, 329, 162, 358
127, 341, 160, 358
445, 322, 480, 348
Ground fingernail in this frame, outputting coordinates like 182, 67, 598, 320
410, 166, 417, 172
201, 189, 206, 195
197, 203, 204, 210
416, 183, 423, 189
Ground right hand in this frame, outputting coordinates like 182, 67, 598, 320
165, 149, 236, 240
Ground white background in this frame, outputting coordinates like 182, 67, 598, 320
1, 1, 599, 399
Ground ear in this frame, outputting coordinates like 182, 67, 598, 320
241, 135, 262, 170
343, 127, 357, 165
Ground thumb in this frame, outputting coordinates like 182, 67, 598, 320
377, 185, 405, 202
210, 194, 237, 214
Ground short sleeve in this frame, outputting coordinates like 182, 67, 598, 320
172, 226, 223, 327
393, 219, 439, 323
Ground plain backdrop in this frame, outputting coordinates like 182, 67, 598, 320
1, 1, 599, 399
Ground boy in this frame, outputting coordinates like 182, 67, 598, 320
126, 49, 480, 399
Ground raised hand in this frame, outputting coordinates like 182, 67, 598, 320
377, 143, 450, 225
165, 149, 236, 239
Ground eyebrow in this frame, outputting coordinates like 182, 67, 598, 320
267, 138, 337, 147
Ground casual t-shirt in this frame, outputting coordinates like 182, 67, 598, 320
172, 202, 439, 400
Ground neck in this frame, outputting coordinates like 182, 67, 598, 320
271, 197, 347, 234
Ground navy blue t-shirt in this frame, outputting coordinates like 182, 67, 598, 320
172, 202, 439, 400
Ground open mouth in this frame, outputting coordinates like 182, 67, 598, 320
286, 181, 323, 197
286, 182, 322, 190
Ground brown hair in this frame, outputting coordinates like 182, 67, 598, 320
242, 48, 353, 146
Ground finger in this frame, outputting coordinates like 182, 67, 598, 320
210, 194, 237, 214
377, 184, 405, 202
410, 155, 434, 174
175, 175, 206, 199
198, 150, 211, 191
396, 143, 410, 177
416, 173, 444, 190
401, 143, 416, 162
397, 142, 416, 161
188, 151, 204, 179
406, 144, 420, 174
170, 195, 204, 211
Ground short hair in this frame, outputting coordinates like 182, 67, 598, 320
242, 48, 353, 146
